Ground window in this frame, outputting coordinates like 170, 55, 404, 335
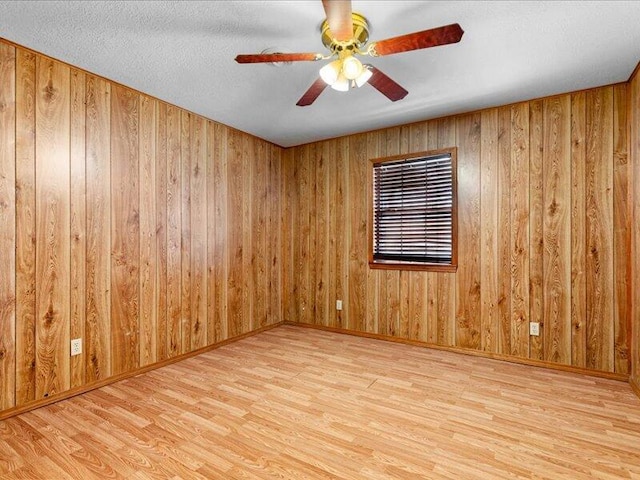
370, 148, 457, 272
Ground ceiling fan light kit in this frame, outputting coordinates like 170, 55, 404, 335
235, 0, 464, 106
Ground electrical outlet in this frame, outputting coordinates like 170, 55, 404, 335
529, 322, 540, 336
70, 338, 82, 356
336, 300, 343, 311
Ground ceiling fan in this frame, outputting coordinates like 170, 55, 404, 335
235, 0, 464, 106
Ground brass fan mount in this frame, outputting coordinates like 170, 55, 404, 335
320, 12, 370, 55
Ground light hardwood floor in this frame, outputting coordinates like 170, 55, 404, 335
1, 325, 639, 479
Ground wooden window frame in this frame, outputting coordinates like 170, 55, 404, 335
368, 147, 458, 272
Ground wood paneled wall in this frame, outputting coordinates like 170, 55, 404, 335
0, 40, 282, 412
282, 84, 631, 376
631, 64, 640, 392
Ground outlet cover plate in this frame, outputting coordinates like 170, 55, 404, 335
71, 338, 82, 356
529, 322, 540, 336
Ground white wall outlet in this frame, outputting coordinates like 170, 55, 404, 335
70, 338, 82, 356
529, 322, 540, 336
336, 300, 343, 311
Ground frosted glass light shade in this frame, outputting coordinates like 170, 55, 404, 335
331, 73, 350, 92
342, 55, 363, 80
319, 59, 342, 85
355, 65, 373, 87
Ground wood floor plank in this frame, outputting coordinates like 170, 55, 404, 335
1, 325, 639, 479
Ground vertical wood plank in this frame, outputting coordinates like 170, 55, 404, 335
437, 118, 456, 346
510, 103, 530, 357
326, 141, 338, 328
585, 87, 614, 372
110, 85, 139, 375
35, 56, 70, 398
206, 120, 216, 343
570, 91, 587, 367
0, 43, 16, 409
348, 134, 368, 333
85, 74, 111, 382
180, 111, 192, 353
426, 121, 439, 344
139, 94, 157, 367
529, 99, 545, 360
408, 122, 428, 342
15, 48, 36, 405
270, 143, 282, 325
242, 135, 253, 333
543, 95, 572, 365
213, 123, 228, 342
480, 109, 499, 352
226, 129, 243, 337
165, 105, 181, 357
315, 141, 329, 327
497, 106, 512, 355
455, 113, 481, 350
155, 102, 168, 361
69, 68, 86, 388
281, 148, 295, 324
612, 84, 630, 374
335, 137, 349, 329
190, 115, 207, 349
252, 139, 267, 328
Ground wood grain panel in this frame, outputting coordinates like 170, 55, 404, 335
325, 140, 341, 329
15, 49, 36, 405
281, 148, 294, 324
509, 103, 530, 357
70, 68, 86, 388
139, 94, 157, 367
206, 121, 216, 343
190, 115, 207, 349
269, 143, 282, 326
542, 95, 572, 365
110, 85, 140, 375
497, 107, 512, 354
283, 83, 628, 377
315, 141, 329, 327
226, 129, 243, 337
408, 123, 428, 342
585, 87, 614, 372
425, 121, 439, 344
348, 134, 368, 333
212, 122, 228, 342
165, 105, 181, 358
155, 102, 168, 361
85, 74, 111, 382
480, 109, 499, 352
35, 56, 71, 398
631, 67, 640, 385
252, 139, 267, 329
437, 118, 456, 347
180, 111, 192, 353
570, 91, 587, 367
612, 84, 629, 375
1, 40, 286, 417
241, 135, 253, 333
0, 43, 16, 410
455, 113, 482, 350
529, 100, 545, 360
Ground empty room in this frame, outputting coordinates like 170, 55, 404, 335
1, 0, 640, 478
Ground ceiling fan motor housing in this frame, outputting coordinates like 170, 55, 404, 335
321, 12, 370, 53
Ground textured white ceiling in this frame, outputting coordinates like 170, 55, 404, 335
1, 1, 639, 147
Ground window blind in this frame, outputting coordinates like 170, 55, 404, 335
373, 153, 453, 264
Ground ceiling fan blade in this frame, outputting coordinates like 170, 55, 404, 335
235, 53, 322, 64
296, 77, 329, 107
369, 23, 464, 56
368, 67, 408, 102
322, 0, 354, 42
